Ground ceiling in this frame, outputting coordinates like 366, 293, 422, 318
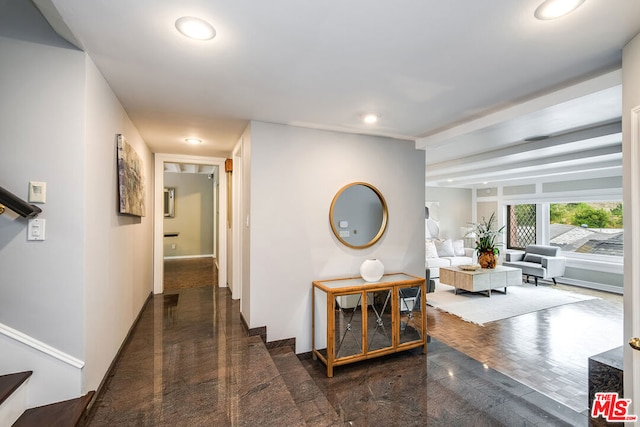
33, 0, 640, 188
164, 163, 216, 175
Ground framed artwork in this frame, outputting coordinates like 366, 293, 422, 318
164, 187, 175, 218
117, 134, 146, 216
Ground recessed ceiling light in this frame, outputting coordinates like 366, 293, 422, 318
363, 114, 379, 124
185, 138, 202, 145
175, 17, 216, 40
534, 0, 585, 20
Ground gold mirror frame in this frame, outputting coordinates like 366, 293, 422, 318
329, 182, 388, 249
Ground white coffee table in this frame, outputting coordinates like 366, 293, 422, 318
439, 265, 522, 297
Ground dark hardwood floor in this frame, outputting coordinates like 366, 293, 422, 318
163, 257, 217, 290
427, 280, 623, 413
87, 259, 617, 425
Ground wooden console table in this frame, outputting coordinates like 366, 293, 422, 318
312, 273, 426, 377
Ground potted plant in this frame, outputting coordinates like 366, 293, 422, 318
474, 212, 505, 269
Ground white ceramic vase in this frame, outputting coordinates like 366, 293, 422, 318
360, 259, 384, 282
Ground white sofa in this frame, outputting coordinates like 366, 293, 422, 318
426, 239, 475, 278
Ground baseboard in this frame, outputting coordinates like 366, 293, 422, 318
240, 314, 266, 343
238, 315, 295, 351
295, 351, 313, 360
554, 277, 623, 295
265, 338, 296, 352
0, 323, 84, 369
163, 254, 214, 260
85, 291, 153, 422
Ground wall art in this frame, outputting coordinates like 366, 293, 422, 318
117, 134, 145, 216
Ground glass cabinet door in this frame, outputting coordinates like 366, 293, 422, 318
366, 289, 393, 352
398, 285, 423, 345
334, 293, 364, 359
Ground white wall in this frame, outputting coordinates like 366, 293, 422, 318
0, 6, 84, 403
240, 126, 252, 315
163, 172, 214, 257
83, 58, 153, 394
247, 122, 425, 352
0, 4, 86, 404
0, 1, 153, 405
622, 31, 640, 408
425, 186, 473, 239
0, 2, 85, 360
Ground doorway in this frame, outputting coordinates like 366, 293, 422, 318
162, 162, 218, 290
154, 154, 228, 295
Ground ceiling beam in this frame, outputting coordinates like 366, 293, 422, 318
427, 122, 621, 175
428, 145, 621, 182
416, 69, 621, 150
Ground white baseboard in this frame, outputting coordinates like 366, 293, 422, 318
0, 323, 83, 369
554, 277, 623, 294
163, 254, 214, 260
0, 332, 82, 407
434, 276, 622, 295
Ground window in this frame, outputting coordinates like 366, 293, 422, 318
549, 202, 623, 256
507, 204, 537, 250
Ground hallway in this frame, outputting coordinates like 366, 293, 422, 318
88, 284, 309, 425
87, 280, 588, 426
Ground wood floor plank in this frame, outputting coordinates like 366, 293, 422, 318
427, 281, 623, 412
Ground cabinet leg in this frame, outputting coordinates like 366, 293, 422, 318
327, 366, 333, 378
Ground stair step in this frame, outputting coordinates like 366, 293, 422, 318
236, 337, 306, 425
13, 391, 95, 427
269, 347, 342, 426
0, 372, 32, 406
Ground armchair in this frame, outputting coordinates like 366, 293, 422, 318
503, 245, 566, 286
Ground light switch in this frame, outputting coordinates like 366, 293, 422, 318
339, 220, 348, 228
29, 181, 47, 203
339, 230, 350, 238
28, 218, 46, 241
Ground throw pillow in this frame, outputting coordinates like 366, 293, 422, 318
425, 240, 439, 259
452, 239, 465, 256
435, 239, 455, 257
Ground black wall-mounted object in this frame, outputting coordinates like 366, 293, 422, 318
0, 185, 42, 218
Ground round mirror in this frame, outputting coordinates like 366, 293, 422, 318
329, 182, 388, 249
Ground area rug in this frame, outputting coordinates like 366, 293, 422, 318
427, 282, 598, 325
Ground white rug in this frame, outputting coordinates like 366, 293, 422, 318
427, 282, 598, 325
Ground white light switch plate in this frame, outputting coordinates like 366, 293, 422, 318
28, 218, 45, 241
29, 181, 46, 203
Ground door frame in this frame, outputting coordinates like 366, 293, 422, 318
231, 142, 243, 302
624, 106, 640, 410
153, 153, 228, 294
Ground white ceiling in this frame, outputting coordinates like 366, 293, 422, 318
34, 0, 640, 187
164, 163, 216, 175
